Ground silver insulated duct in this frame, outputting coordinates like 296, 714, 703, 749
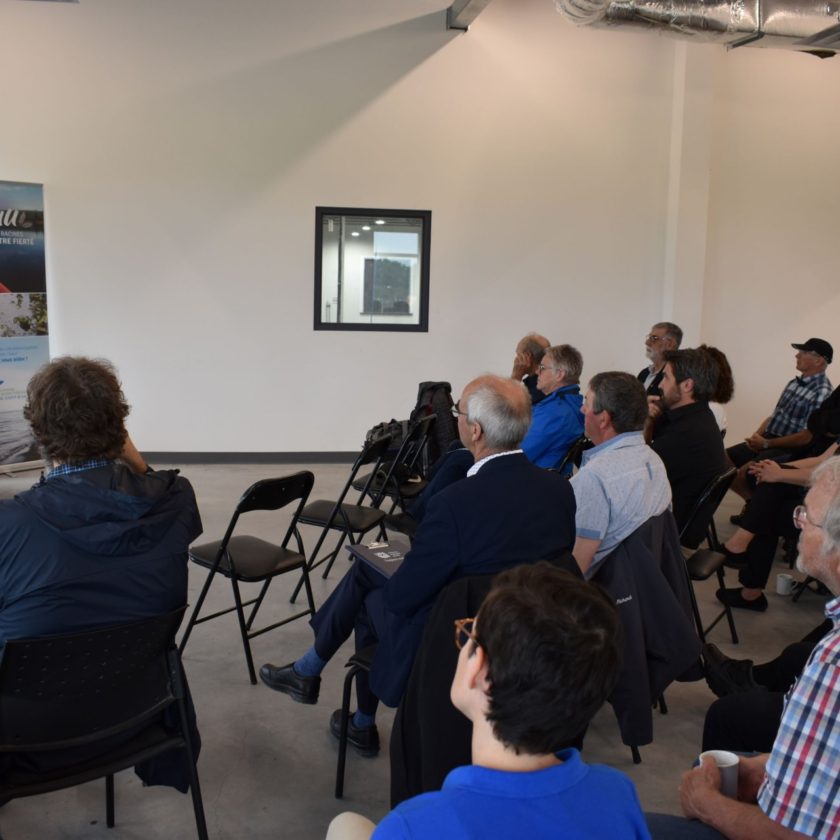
554, 0, 840, 56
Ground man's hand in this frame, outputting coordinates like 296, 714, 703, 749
647, 395, 662, 421
511, 351, 532, 381
119, 435, 149, 475
736, 754, 768, 803
679, 756, 724, 822
745, 433, 768, 452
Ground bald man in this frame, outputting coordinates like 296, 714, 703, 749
260, 375, 577, 756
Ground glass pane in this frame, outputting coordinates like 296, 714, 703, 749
315, 208, 430, 332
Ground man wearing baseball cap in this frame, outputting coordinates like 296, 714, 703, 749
726, 338, 833, 506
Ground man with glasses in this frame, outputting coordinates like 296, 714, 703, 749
520, 344, 585, 472
638, 322, 683, 396
260, 375, 576, 757
647, 456, 840, 840
345, 564, 649, 840
726, 338, 833, 509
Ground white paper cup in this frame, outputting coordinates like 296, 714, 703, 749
776, 573, 795, 596
699, 750, 739, 798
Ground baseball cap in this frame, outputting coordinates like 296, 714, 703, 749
792, 338, 833, 364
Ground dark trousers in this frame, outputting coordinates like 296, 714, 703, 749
309, 560, 386, 715
738, 481, 803, 589
702, 690, 785, 753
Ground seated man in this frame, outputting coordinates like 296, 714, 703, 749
638, 322, 682, 396
520, 343, 584, 472
510, 332, 551, 404
260, 375, 576, 756
647, 457, 840, 840
0, 356, 203, 790
647, 347, 727, 535
726, 337, 833, 504
368, 563, 651, 839
570, 371, 671, 578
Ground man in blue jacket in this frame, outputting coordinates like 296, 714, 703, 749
260, 375, 576, 756
0, 356, 203, 791
521, 343, 584, 472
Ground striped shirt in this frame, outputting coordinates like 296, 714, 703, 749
765, 373, 833, 438
758, 595, 840, 837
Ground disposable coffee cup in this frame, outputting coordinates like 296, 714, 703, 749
699, 750, 739, 799
777, 573, 795, 596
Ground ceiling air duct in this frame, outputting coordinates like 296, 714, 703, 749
554, 0, 840, 56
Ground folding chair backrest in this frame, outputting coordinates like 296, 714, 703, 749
679, 468, 737, 550
0, 608, 185, 750
236, 472, 315, 515
346, 434, 394, 506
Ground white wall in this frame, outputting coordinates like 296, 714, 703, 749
2, 0, 838, 451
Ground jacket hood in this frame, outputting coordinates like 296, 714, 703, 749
16, 465, 194, 557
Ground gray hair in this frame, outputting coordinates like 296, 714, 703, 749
653, 322, 683, 348
588, 372, 648, 434
519, 333, 551, 364
811, 457, 840, 554
544, 344, 583, 384
465, 375, 532, 450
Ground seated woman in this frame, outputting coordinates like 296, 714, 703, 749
717, 440, 839, 611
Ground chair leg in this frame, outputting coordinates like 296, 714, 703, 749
178, 563, 220, 654
230, 577, 257, 685
657, 694, 668, 715
245, 579, 273, 631
686, 578, 706, 644
716, 568, 739, 644
630, 745, 641, 764
105, 774, 115, 828
321, 531, 351, 580
335, 665, 359, 798
300, 565, 317, 617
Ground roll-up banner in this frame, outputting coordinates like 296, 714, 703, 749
0, 181, 49, 471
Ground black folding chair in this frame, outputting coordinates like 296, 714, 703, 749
554, 435, 593, 476
678, 468, 739, 644
353, 416, 436, 515
179, 471, 317, 684
0, 608, 207, 839
290, 435, 393, 603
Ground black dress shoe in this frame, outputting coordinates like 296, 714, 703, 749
329, 709, 380, 757
715, 587, 768, 612
703, 644, 758, 698
259, 662, 320, 704
729, 504, 747, 526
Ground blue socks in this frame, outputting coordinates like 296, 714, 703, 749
353, 710, 376, 728
294, 647, 327, 677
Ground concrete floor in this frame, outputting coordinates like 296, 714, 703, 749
0, 462, 828, 839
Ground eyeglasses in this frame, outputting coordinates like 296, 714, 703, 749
793, 505, 824, 530
450, 401, 468, 419
537, 363, 559, 372
454, 617, 478, 650
646, 334, 665, 343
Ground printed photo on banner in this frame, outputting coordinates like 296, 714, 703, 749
0, 180, 48, 467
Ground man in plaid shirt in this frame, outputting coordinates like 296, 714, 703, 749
647, 456, 840, 839
726, 338, 833, 503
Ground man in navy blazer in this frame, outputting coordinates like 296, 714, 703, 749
260, 375, 577, 756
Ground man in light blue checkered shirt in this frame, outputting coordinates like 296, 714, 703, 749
646, 457, 840, 839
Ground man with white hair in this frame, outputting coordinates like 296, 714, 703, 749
647, 456, 840, 839
638, 322, 683, 396
260, 375, 576, 757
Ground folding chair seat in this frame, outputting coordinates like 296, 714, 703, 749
678, 468, 739, 644
179, 471, 317, 684
0, 608, 208, 839
290, 435, 394, 602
